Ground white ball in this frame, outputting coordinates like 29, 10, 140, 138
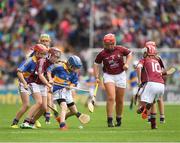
78, 125, 83, 129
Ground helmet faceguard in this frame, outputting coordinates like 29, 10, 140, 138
144, 41, 157, 56
67, 55, 82, 71
39, 34, 51, 48
48, 47, 61, 63
33, 44, 49, 58
103, 33, 116, 51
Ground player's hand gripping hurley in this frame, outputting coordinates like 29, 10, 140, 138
88, 83, 99, 113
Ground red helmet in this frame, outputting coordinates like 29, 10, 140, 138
144, 41, 157, 55
33, 44, 49, 53
49, 47, 61, 58
103, 33, 116, 43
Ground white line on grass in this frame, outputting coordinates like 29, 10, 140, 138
0, 130, 179, 134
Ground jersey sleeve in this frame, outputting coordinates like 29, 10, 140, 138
94, 52, 103, 64
47, 64, 56, 72
70, 73, 78, 86
137, 59, 144, 68
121, 46, 131, 56
17, 58, 32, 72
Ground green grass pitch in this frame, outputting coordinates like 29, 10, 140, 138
0, 104, 180, 142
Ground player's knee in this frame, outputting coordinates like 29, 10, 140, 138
108, 96, 115, 103
36, 101, 43, 108
41, 104, 47, 112
118, 99, 124, 104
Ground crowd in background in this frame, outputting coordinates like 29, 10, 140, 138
0, 0, 179, 85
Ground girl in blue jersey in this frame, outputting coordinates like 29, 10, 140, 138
11, 44, 49, 128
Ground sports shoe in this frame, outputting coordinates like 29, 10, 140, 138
20, 122, 33, 129
115, 121, 121, 127
160, 117, 165, 124
11, 124, 19, 129
151, 124, 157, 129
35, 120, 41, 128
151, 118, 157, 129
45, 121, 51, 125
59, 125, 68, 131
108, 122, 114, 127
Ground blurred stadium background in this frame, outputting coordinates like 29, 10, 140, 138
0, 0, 180, 104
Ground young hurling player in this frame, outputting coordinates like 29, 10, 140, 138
136, 41, 165, 129
11, 44, 48, 128
93, 33, 132, 127
47, 55, 84, 130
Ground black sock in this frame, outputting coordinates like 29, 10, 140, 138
29, 119, 35, 125
76, 112, 81, 118
107, 117, 113, 124
12, 118, 19, 125
23, 118, 30, 123
116, 117, 122, 124
150, 113, 156, 129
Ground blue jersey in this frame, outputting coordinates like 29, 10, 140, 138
47, 63, 79, 92
17, 56, 37, 81
129, 70, 138, 87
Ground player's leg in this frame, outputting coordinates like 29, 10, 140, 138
31, 85, 48, 127
104, 82, 116, 127
158, 96, 165, 123
31, 95, 47, 125
66, 103, 82, 119
45, 92, 52, 124
136, 83, 153, 119
59, 100, 68, 130
115, 87, 125, 127
11, 92, 29, 128
150, 103, 157, 129
21, 92, 42, 128
129, 95, 134, 110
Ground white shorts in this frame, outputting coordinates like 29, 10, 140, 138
132, 87, 138, 95
29, 83, 48, 97
103, 72, 126, 88
53, 88, 73, 104
140, 82, 165, 103
18, 82, 31, 95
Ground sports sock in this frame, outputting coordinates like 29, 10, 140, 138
76, 112, 81, 118
29, 119, 35, 125
160, 114, 165, 123
107, 117, 114, 127
12, 118, 19, 125
150, 113, 157, 129
60, 122, 66, 128
23, 118, 31, 123
45, 112, 51, 122
107, 117, 113, 124
116, 116, 122, 126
